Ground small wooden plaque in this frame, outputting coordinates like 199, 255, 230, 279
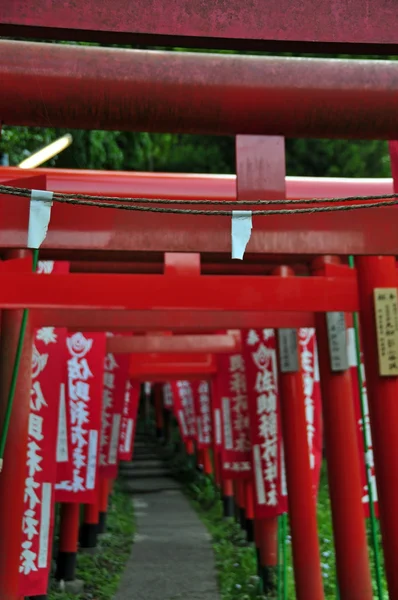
374, 287, 398, 376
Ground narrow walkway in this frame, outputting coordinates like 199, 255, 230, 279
115, 438, 220, 600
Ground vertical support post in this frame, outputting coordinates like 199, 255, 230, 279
235, 135, 286, 590
312, 256, 373, 600
244, 479, 255, 542
56, 503, 81, 581
274, 266, 324, 600
356, 255, 398, 598
0, 250, 33, 600
202, 448, 213, 475
154, 383, 164, 440
80, 498, 99, 551
98, 477, 110, 534
222, 478, 235, 518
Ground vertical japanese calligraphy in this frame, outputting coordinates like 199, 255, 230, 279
192, 380, 212, 448
374, 288, 398, 376
348, 328, 379, 518
119, 381, 140, 461
19, 260, 68, 596
163, 383, 174, 410
55, 332, 106, 504
218, 353, 251, 479
172, 381, 197, 442
243, 329, 285, 517
298, 328, 323, 495
19, 326, 67, 594
99, 342, 130, 478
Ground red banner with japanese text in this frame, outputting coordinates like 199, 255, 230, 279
99, 344, 130, 478
163, 382, 174, 410
348, 327, 379, 518
243, 329, 286, 517
119, 381, 140, 461
192, 380, 212, 449
19, 323, 67, 595
210, 378, 223, 451
55, 332, 106, 504
171, 381, 197, 442
298, 328, 323, 495
218, 353, 252, 479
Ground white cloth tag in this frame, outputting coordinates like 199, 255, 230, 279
27, 189, 54, 249
231, 210, 252, 260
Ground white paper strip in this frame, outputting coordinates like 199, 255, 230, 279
253, 445, 266, 505
86, 430, 98, 490
38, 483, 52, 568
27, 190, 54, 249
231, 210, 252, 260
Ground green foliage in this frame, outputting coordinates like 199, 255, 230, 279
48, 482, 135, 600
166, 445, 389, 600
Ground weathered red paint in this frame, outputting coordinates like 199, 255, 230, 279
2, 41, 398, 138
0, 0, 396, 52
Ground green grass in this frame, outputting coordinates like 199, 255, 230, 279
48, 482, 135, 600
164, 445, 388, 600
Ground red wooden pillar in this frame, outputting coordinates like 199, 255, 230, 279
235, 135, 285, 583
274, 265, 324, 600
0, 250, 34, 600
98, 477, 110, 534
312, 256, 373, 600
202, 448, 213, 475
222, 477, 235, 518
56, 503, 81, 581
356, 255, 398, 598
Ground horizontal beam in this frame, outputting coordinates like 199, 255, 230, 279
130, 353, 217, 381
32, 309, 315, 331
2, 41, 398, 138
107, 333, 241, 353
0, 0, 396, 53
0, 272, 358, 312
2, 192, 398, 256
0, 167, 393, 201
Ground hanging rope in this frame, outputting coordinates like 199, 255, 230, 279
1, 183, 398, 216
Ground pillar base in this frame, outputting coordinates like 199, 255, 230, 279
56, 551, 77, 581
256, 547, 262, 578
98, 511, 107, 534
29, 595, 47, 600
156, 427, 163, 440
222, 495, 235, 519
245, 517, 254, 543
58, 578, 85, 594
79, 522, 98, 549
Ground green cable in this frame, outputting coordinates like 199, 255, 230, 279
277, 515, 282, 600
282, 513, 288, 600
348, 255, 383, 600
0, 249, 39, 466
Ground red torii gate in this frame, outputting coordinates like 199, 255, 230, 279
0, 9, 397, 600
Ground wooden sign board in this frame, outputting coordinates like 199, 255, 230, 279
374, 288, 398, 376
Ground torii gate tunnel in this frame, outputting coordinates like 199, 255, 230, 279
1, 5, 398, 600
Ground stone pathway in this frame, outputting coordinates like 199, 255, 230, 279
115, 439, 220, 600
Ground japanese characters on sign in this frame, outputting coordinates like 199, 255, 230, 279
99, 344, 130, 478
243, 329, 285, 516
119, 381, 140, 462
348, 328, 379, 518
163, 383, 174, 410
19, 324, 67, 596
172, 381, 197, 442
218, 353, 251, 479
192, 380, 212, 449
298, 328, 323, 495
374, 288, 398, 376
326, 312, 349, 372
55, 332, 106, 504
277, 329, 299, 373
